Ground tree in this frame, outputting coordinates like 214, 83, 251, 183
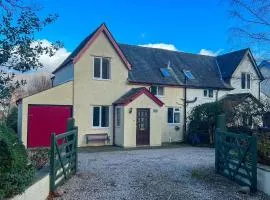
188, 102, 224, 145
6, 106, 17, 132
228, 0, 270, 60
0, 0, 62, 116
25, 73, 52, 96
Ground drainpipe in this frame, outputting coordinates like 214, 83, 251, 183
183, 76, 187, 141
112, 105, 116, 146
50, 75, 55, 88
259, 80, 262, 101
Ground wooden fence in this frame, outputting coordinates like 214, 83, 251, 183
50, 118, 78, 192
215, 115, 257, 192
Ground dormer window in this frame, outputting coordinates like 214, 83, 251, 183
150, 86, 164, 97
241, 73, 251, 89
93, 57, 110, 80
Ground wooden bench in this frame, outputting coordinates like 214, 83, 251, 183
86, 133, 110, 144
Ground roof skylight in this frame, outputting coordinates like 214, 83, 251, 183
183, 70, 195, 80
160, 68, 171, 77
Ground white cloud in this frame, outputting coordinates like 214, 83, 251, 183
139, 43, 178, 51
35, 39, 71, 72
199, 49, 223, 56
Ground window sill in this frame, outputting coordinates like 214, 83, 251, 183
92, 78, 111, 81
202, 97, 214, 100
155, 95, 164, 98
92, 127, 110, 130
168, 123, 181, 126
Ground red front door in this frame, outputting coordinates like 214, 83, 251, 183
28, 105, 72, 148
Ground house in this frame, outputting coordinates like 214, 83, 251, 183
259, 61, 270, 127
220, 93, 264, 128
259, 60, 270, 102
17, 23, 264, 148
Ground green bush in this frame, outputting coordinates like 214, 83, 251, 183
188, 102, 224, 145
0, 125, 35, 199
6, 107, 18, 133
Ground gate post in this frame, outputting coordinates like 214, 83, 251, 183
50, 132, 56, 192
215, 114, 226, 173
216, 114, 226, 131
251, 135, 258, 192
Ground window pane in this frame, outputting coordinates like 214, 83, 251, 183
168, 108, 173, 123
248, 116, 252, 126
150, 86, 157, 95
247, 74, 251, 89
203, 90, 207, 97
102, 58, 110, 79
93, 107, 100, 126
209, 89, 213, 98
116, 108, 121, 126
241, 73, 246, 89
101, 106, 109, 127
94, 58, 101, 78
174, 112, 180, 123
158, 86, 164, 96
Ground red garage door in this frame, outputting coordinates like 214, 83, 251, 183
28, 105, 73, 148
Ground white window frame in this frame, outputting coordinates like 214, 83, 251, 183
241, 72, 251, 90
168, 107, 181, 124
203, 89, 214, 98
92, 106, 110, 128
93, 57, 111, 80
150, 86, 164, 97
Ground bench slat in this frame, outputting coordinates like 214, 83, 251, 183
86, 133, 109, 144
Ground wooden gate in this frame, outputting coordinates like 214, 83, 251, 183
215, 115, 257, 192
50, 118, 78, 192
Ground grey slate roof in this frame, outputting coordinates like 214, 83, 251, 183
52, 23, 262, 90
52, 24, 102, 73
120, 44, 231, 89
220, 93, 263, 107
113, 87, 164, 106
217, 48, 263, 81
216, 49, 248, 79
113, 87, 145, 105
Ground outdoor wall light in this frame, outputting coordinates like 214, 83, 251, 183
129, 108, 132, 113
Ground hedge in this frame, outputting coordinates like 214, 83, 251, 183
0, 125, 35, 199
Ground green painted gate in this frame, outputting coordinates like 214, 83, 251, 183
50, 118, 78, 192
215, 115, 257, 192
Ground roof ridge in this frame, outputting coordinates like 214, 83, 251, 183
119, 43, 216, 58
52, 24, 103, 73
217, 48, 249, 57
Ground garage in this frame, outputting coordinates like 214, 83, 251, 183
27, 105, 73, 148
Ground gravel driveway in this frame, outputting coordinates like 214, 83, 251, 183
56, 146, 269, 200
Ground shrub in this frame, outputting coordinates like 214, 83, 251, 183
0, 125, 35, 199
188, 102, 224, 145
6, 106, 18, 133
28, 148, 49, 170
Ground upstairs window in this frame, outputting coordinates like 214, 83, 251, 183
93, 106, 109, 128
150, 86, 164, 96
168, 108, 180, 124
93, 57, 110, 80
241, 73, 251, 89
203, 89, 214, 98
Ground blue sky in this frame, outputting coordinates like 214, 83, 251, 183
31, 0, 256, 72
37, 0, 236, 54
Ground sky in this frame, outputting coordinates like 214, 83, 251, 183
30, 0, 248, 72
